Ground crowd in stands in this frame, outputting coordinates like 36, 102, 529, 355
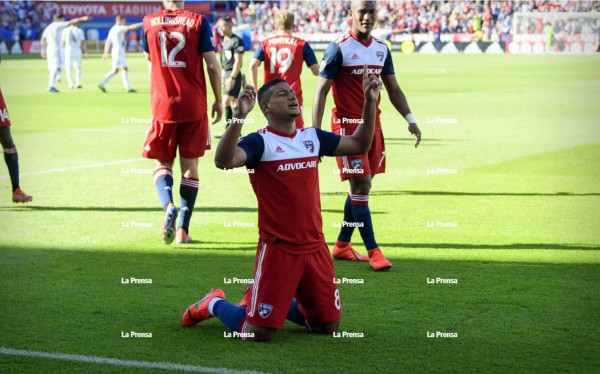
237, 1, 599, 42
0, 1, 57, 42
0, 1, 598, 43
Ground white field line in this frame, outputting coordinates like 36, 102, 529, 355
0, 347, 268, 374
0, 158, 146, 180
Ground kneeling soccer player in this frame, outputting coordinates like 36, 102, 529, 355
181, 69, 380, 342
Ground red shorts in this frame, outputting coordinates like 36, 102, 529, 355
246, 241, 341, 329
0, 88, 11, 128
334, 127, 385, 181
142, 114, 210, 160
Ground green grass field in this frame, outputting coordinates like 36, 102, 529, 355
0, 52, 599, 373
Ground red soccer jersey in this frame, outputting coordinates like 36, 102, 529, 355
237, 127, 341, 254
319, 31, 395, 132
142, 9, 215, 124
255, 35, 317, 116
0, 87, 10, 127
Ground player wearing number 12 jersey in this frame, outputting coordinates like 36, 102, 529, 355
249, 10, 318, 128
141, 0, 223, 245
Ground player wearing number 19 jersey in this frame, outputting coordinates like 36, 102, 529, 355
249, 10, 319, 128
141, 0, 223, 245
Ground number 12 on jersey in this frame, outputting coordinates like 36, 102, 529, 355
158, 31, 186, 68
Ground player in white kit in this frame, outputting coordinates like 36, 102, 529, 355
61, 25, 88, 89
40, 14, 90, 93
98, 16, 143, 93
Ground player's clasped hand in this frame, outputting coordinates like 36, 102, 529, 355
236, 74, 256, 117
362, 63, 382, 102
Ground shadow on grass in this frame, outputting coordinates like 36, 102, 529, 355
322, 190, 600, 197
0, 205, 387, 215
0, 245, 598, 373
379, 242, 600, 251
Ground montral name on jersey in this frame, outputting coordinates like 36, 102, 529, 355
149, 16, 195, 28
276, 160, 317, 172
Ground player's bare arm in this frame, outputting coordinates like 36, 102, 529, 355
225, 52, 243, 92
334, 65, 380, 156
126, 22, 144, 32
40, 36, 47, 58
309, 63, 319, 76
82, 38, 88, 58
67, 16, 91, 27
249, 58, 260, 89
102, 39, 111, 61
203, 51, 223, 124
381, 74, 421, 148
312, 77, 333, 129
214, 75, 253, 169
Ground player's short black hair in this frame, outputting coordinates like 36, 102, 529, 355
55, 14, 65, 21
220, 16, 233, 24
257, 78, 287, 106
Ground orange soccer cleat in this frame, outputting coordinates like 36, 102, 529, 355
368, 248, 392, 271
181, 289, 225, 327
237, 284, 253, 308
332, 242, 368, 262
176, 228, 192, 244
12, 188, 32, 203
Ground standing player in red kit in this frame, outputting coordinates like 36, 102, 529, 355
249, 10, 319, 128
180, 68, 381, 342
141, 0, 222, 244
0, 53, 32, 203
313, 0, 421, 271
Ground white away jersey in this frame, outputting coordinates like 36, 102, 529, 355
237, 127, 341, 254
107, 25, 128, 54
62, 26, 85, 53
319, 30, 394, 129
42, 21, 69, 51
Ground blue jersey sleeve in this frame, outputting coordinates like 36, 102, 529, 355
381, 47, 395, 75
314, 128, 341, 157
237, 133, 264, 167
318, 42, 342, 79
199, 18, 215, 53
141, 31, 149, 53
253, 43, 264, 60
303, 42, 317, 67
